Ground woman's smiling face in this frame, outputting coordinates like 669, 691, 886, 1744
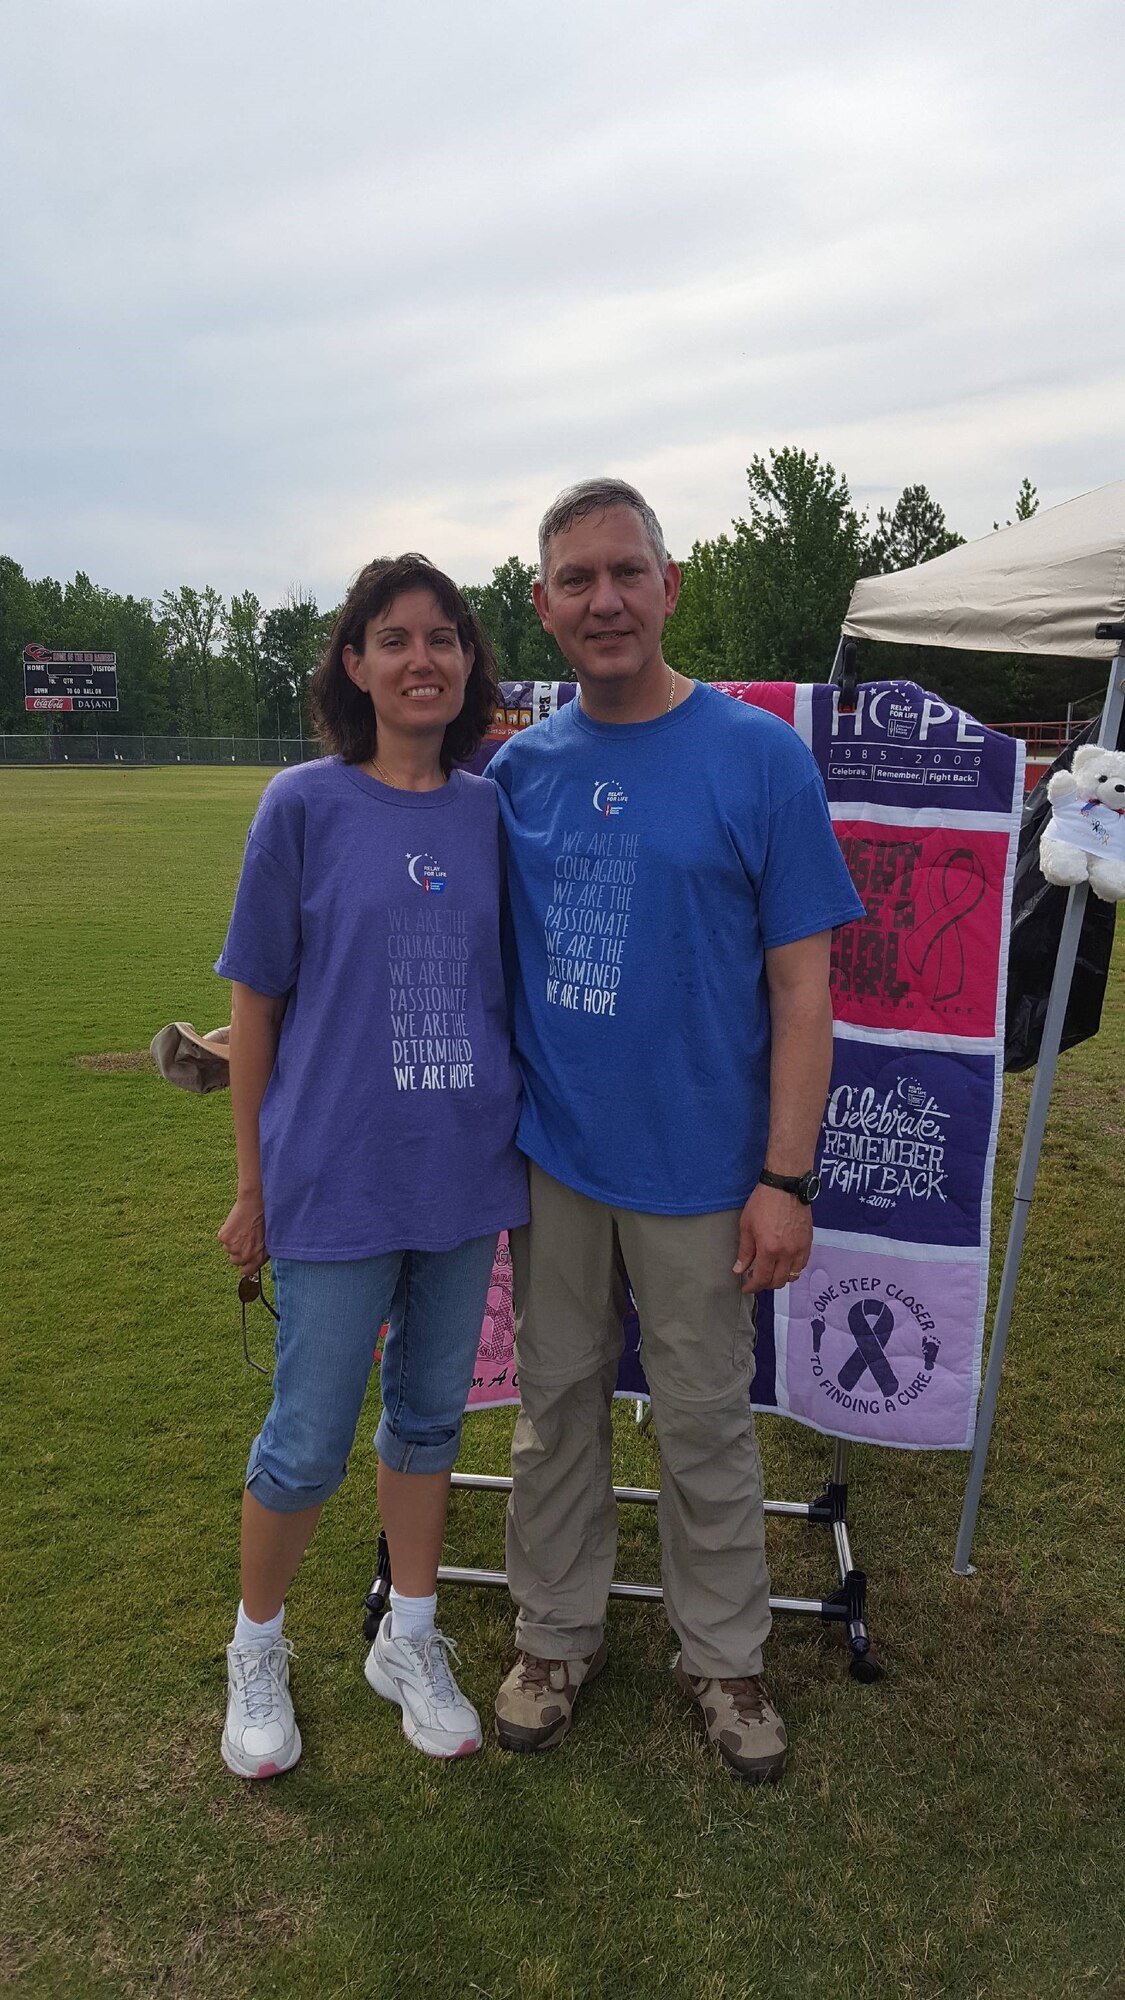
343, 588, 474, 742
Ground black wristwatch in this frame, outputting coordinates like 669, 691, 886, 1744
758, 1168, 821, 1205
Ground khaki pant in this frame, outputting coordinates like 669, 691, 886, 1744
507, 1162, 772, 1679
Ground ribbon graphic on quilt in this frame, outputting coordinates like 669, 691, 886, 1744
904, 847, 987, 1000
464, 679, 1023, 1451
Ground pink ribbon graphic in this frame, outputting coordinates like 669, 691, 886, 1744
904, 847, 987, 1003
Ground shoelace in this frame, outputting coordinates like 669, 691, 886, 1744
718, 1675, 770, 1724
403, 1630, 462, 1707
514, 1652, 566, 1693
233, 1639, 295, 1723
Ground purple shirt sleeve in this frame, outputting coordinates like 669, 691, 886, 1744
215, 783, 305, 995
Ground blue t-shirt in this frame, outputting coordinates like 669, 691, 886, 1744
215, 758, 529, 1259
488, 682, 864, 1215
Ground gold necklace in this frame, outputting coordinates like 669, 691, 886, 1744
366, 755, 445, 791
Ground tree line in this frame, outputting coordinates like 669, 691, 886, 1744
0, 454, 1092, 737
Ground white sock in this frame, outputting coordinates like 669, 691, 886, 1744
388, 1588, 437, 1644
233, 1601, 285, 1650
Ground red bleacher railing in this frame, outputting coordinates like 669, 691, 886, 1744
990, 719, 1082, 760
988, 718, 1098, 789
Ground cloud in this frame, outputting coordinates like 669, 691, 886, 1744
2, 0, 1123, 603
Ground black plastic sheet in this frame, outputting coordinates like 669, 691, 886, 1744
1004, 716, 1120, 1072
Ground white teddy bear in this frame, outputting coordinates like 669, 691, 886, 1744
1039, 743, 1125, 901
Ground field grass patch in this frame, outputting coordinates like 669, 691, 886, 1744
2, 769, 1122, 2000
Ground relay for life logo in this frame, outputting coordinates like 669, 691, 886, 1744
592, 781, 628, 818
406, 852, 447, 894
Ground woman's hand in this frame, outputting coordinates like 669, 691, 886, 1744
219, 984, 286, 1277
218, 1192, 267, 1276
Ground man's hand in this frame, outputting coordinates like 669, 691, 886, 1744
218, 1191, 267, 1277
733, 1183, 813, 1294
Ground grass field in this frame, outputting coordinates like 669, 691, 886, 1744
2, 766, 1122, 2000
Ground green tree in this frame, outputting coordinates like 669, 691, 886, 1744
98, 590, 168, 734
858, 637, 1025, 724
0, 557, 44, 729
664, 535, 734, 680
865, 485, 964, 574
994, 477, 1040, 531
159, 585, 224, 734
220, 591, 265, 737
1, 562, 168, 736
861, 477, 1057, 721
1015, 477, 1039, 520
722, 449, 868, 680
54, 572, 168, 734
261, 590, 331, 742
464, 558, 565, 680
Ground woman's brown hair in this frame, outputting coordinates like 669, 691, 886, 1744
311, 554, 499, 771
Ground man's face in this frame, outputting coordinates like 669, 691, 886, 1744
533, 506, 680, 695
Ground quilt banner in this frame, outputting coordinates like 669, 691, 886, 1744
464, 680, 1024, 1451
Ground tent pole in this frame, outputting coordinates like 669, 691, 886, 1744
954, 645, 1125, 1575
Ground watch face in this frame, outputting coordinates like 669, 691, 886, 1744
800, 1172, 822, 1204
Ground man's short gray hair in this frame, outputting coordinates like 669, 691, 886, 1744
537, 478, 669, 582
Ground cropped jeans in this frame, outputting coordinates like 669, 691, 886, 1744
244, 1235, 499, 1514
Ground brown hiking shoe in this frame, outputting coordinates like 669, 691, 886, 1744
674, 1660, 788, 1784
494, 1642, 608, 1752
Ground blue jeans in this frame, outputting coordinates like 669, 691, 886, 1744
245, 1235, 499, 1514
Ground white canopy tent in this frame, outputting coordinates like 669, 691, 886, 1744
836, 481, 1125, 1574
844, 478, 1125, 658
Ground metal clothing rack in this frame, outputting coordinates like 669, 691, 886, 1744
363, 1434, 881, 1682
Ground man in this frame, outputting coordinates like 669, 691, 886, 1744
486, 479, 863, 1783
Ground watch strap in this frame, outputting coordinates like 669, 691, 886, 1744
758, 1167, 820, 1204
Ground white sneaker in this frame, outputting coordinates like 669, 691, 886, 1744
364, 1622, 482, 1758
221, 1638, 302, 1779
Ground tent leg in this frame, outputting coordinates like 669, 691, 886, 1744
953, 884, 1087, 1574
954, 649, 1125, 1576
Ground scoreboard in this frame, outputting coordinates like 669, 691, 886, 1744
23, 645, 119, 713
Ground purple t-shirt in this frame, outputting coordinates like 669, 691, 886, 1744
215, 758, 528, 1260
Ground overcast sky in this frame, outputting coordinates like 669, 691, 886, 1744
3, 0, 1123, 608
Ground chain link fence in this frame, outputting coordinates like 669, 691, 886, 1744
0, 733, 321, 766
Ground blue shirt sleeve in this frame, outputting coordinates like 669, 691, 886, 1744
484, 739, 513, 799
755, 776, 866, 949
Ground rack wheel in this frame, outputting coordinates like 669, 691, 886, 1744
361, 1529, 392, 1641
848, 1650, 883, 1683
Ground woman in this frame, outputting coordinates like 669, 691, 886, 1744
215, 554, 527, 1776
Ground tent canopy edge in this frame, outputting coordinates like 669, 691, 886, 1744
842, 478, 1125, 662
